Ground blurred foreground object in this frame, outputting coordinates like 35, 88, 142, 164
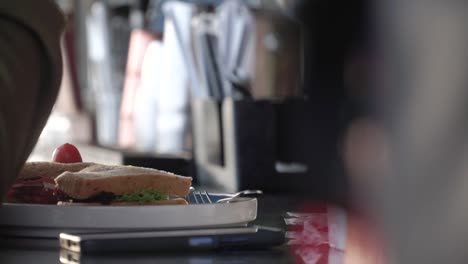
370, 1, 468, 263
0, 0, 65, 200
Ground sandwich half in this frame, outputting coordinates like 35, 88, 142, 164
54, 164, 192, 205
7, 162, 95, 203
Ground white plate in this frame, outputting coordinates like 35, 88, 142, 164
0, 198, 257, 238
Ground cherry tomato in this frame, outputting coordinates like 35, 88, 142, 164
52, 143, 83, 163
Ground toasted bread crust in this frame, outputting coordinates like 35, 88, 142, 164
17, 161, 96, 180
57, 198, 188, 206
55, 165, 192, 199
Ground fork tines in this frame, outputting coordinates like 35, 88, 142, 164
191, 190, 213, 204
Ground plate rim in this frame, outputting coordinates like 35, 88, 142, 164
0, 198, 258, 229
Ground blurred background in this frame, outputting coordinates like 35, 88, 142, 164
31, 0, 369, 208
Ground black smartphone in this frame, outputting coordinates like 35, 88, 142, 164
59, 226, 285, 254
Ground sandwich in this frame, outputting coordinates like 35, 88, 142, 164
7, 162, 96, 204
7, 162, 192, 206
54, 164, 192, 205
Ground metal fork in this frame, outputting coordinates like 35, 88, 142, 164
189, 188, 263, 204
190, 190, 213, 204
216, 189, 263, 203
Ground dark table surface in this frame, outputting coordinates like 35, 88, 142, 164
0, 247, 292, 264
0, 195, 306, 264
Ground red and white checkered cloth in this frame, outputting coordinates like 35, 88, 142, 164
285, 204, 385, 264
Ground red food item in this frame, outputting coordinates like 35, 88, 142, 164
6, 177, 58, 204
6, 143, 83, 204
52, 143, 82, 163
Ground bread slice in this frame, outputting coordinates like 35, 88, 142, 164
55, 164, 192, 199
17, 161, 96, 180
57, 198, 188, 206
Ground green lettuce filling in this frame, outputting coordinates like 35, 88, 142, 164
116, 189, 169, 204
